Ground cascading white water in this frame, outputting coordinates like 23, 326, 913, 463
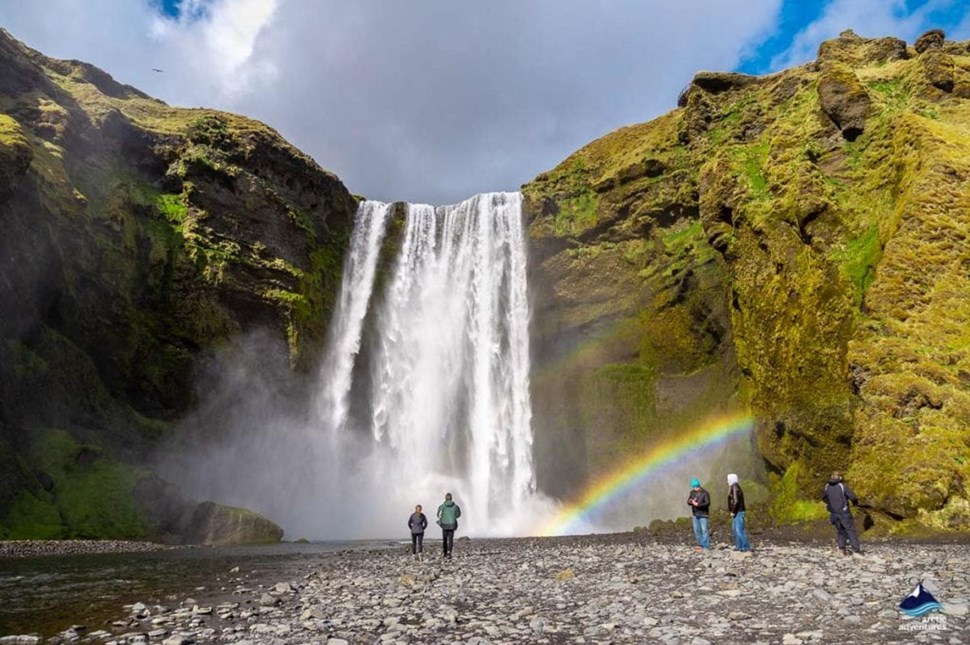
318, 192, 542, 535
318, 200, 392, 437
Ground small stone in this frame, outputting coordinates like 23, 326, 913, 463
162, 637, 190, 645
943, 603, 968, 616
259, 594, 279, 607
782, 635, 803, 645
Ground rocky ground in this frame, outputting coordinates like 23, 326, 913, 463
0, 541, 170, 559
2, 533, 968, 644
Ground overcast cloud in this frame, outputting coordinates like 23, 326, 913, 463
6, 0, 965, 204
2, 0, 793, 203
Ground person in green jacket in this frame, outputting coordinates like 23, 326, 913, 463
436, 492, 462, 557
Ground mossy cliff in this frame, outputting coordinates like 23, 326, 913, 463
0, 29, 356, 540
523, 30, 970, 531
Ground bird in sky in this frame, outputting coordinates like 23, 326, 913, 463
152, 68, 164, 73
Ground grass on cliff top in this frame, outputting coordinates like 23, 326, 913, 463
526, 111, 687, 237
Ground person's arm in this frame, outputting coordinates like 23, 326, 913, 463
408, 515, 413, 529
421, 514, 428, 530
698, 490, 710, 507
688, 492, 695, 506
844, 484, 859, 505
455, 505, 461, 519
728, 488, 736, 515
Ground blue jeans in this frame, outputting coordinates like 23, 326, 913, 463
692, 516, 710, 549
732, 511, 750, 551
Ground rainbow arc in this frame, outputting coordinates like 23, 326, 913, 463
538, 412, 755, 536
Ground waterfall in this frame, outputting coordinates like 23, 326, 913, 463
318, 192, 540, 535
318, 200, 391, 437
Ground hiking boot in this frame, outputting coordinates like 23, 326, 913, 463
839, 547, 849, 555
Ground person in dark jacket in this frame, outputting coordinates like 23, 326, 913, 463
437, 492, 462, 557
727, 473, 751, 552
687, 478, 711, 550
822, 471, 862, 555
408, 504, 428, 558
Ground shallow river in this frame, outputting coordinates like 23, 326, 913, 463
0, 541, 401, 637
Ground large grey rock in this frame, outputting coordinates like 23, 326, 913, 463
182, 501, 283, 545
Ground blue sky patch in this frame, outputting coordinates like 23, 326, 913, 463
738, 0, 970, 74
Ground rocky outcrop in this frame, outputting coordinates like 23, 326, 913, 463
914, 29, 945, 54
524, 30, 970, 530
183, 501, 284, 546
817, 62, 871, 140
0, 29, 353, 538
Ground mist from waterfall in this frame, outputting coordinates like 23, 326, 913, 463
314, 192, 552, 537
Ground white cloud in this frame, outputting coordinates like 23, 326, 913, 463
771, 0, 967, 70
0, 0, 785, 202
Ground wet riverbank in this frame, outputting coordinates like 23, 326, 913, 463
0, 541, 400, 639
0, 541, 170, 560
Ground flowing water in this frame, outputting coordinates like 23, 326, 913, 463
0, 542, 398, 637
318, 192, 549, 536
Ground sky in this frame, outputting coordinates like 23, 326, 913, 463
1, 0, 968, 204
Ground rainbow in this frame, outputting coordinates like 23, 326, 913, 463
537, 412, 755, 536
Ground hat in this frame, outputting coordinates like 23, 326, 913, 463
690, 478, 701, 488
727, 473, 739, 486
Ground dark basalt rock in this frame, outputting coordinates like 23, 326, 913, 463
691, 71, 760, 94
914, 29, 945, 54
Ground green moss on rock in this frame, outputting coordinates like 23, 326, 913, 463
525, 30, 970, 531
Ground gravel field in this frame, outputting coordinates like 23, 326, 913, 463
2, 533, 968, 644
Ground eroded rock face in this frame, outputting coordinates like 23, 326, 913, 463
524, 31, 970, 530
0, 28, 354, 538
817, 62, 871, 141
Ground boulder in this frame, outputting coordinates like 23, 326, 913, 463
182, 501, 283, 546
914, 29, 945, 54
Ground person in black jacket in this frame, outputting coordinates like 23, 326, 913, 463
687, 478, 711, 550
822, 471, 862, 555
727, 473, 751, 552
407, 504, 428, 558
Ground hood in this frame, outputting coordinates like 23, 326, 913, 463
827, 478, 842, 485
442, 500, 455, 507
727, 473, 739, 486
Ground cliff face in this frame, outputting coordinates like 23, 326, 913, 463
0, 30, 356, 539
524, 30, 970, 530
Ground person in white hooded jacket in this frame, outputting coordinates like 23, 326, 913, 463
727, 473, 751, 552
